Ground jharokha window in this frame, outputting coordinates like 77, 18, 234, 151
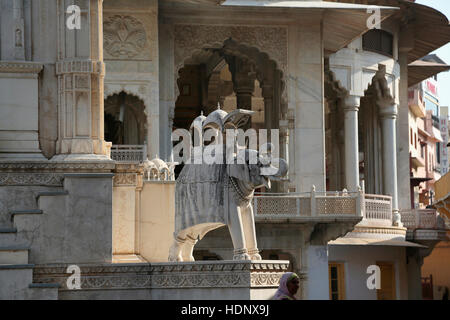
329, 263, 346, 300
362, 29, 394, 57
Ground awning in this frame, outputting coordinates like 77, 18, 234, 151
410, 176, 432, 187
408, 60, 450, 87
433, 172, 450, 219
220, 1, 399, 54
328, 237, 427, 248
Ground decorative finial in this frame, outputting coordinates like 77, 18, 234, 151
201, 110, 204, 116
217, 102, 221, 110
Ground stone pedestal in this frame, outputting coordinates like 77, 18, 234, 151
32, 260, 289, 300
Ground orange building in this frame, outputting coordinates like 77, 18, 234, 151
421, 172, 450, 299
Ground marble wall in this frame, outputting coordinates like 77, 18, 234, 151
103, 0, 160, 159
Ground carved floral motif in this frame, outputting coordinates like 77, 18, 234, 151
0, 173, 64, 186
104, 15, 147, 59
32, 261, 291, 290
113, 173, 137, 186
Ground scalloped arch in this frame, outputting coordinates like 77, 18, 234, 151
174, 37, 287, 124
326, 68, 349, 99
104, 86, 149, 118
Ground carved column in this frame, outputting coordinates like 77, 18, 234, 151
344, 95, 361, 192
235, 77, 254, 110
262, 84, 274, 131
379, 103, 402, 227
53, 0, 110, 160
230, 57, 256, 111
13, 0, 25, 60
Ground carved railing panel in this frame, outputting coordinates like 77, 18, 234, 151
253, 190, 362, 218
364, 194, 392, 221
401, 209, 441, 230
316, 195, 357, 215
111, 144, 147, 162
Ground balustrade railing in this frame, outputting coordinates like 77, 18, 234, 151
364, 194, 392, 221
253, 190, 397, 225
400, 209, 442, 230
111, 145, 147, 162
253, 188, 363, 218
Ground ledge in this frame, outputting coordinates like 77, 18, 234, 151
32, 260, 290, 291
255, 215, 362, 224
0, 227, 17, 233
36, 191, 69, 199
0, 245, 29, 251
29, 283, 61, 289
0, 61, 43, 74
0, 159, 116, 173
63, 173, 115, 178
0, 264, 34, 270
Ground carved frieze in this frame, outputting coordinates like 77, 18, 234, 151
174, 25, 287, 75
56, 60, 104, 75
103, 15, 148, 59
0, 161, 115, 173
0, 61, 43, 74
113, 173, 137, 186
0, 173, 64, 186
32, 261, 290, 290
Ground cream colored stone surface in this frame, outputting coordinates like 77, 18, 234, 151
112, 186, 136, 254
288, 23, 325, 192
0, 70, 45, 159
103, 0, 160, 159
139, 181, 176, 262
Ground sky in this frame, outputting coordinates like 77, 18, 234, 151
416, 0, 450, 109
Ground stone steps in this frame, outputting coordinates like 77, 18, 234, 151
0, 264, 58, 299
10, 209, 43, 222
0, 227, 27, 248
0, 190, 68, 299
0, 245, 29, 265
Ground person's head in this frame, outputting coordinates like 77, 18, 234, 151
286, 273, 300, 296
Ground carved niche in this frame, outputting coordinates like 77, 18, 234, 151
103, 15, 148, 59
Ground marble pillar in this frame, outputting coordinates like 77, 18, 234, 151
53, 0, 110, 160
288, 21, 325, 192
344, 95, 361, 191
379, 103, 402, 227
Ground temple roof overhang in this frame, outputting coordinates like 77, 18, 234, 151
160, 0, 399, 54
221, 1, 399, 54
324, 0, 450, 64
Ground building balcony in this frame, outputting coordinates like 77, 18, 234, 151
400, 208, 449, 242
410, 148, 425, 168
253, 190, 364, 221
408, 89, 426, 118
254, 192, 394, 224
253, 191, 406, 241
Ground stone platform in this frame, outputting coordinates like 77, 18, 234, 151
32, 260, 290, 300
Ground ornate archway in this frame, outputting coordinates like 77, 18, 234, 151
173, 38, 287, 130
104, 92, 147, 145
